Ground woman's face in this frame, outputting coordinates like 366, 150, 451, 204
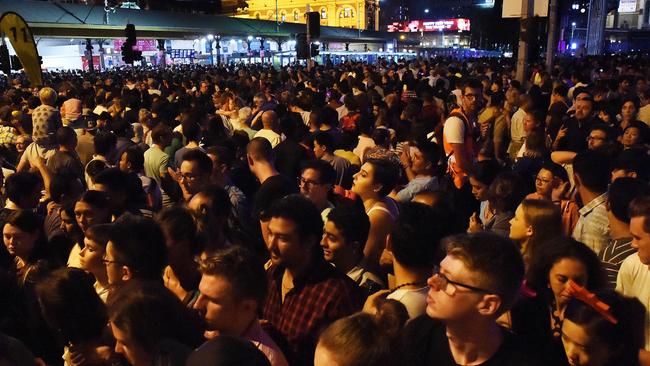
509, 204, 531, 243
621, 101, 637, 120
352, 162, 380, 199
549, 258, 588, 308
469, 176, 489, 202
622, 127, 641, 148
3, 223, 38, 259
562, 318, 611, 366
79, 236, 105, 275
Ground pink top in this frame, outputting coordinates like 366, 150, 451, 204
61, 98, 82, 121
244, 319, 289, 366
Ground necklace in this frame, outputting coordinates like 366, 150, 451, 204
390, 281, 426, 293
549, 297, 563, 338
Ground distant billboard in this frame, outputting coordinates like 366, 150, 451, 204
387, 19, 471, 32
502, 0, 549, 18
618, 0, 637, 13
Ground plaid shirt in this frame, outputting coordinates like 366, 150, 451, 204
0, 125, 17, 145
572, 193, 609, 253
263, 256, 362, 366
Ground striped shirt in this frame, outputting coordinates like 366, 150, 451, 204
572, 193, 609, 253
599, 238, 634, 290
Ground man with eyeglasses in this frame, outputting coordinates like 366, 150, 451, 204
442, 78, 484, 229
168, 149, 212, 202
299, 160, 336, 222
398, 232, 541, 365
103, 213, 167, 291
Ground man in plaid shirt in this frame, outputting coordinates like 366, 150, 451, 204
262, 194, 362, 366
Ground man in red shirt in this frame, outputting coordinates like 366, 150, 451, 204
262, 194, 362, 365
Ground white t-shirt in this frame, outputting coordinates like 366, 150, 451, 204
616, 253, 650, 350
387, 286, 428, 319
443, 116, 465, 144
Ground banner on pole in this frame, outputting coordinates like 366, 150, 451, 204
0, 12, 43, 86
502, 0, 549, 18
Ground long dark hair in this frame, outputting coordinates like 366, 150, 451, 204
527, 237, 606, 295
36, 267, 107, 345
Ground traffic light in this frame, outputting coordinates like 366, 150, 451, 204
306, 12, 320, 39
121, 23, 142, 64
10, 55, 22, 70
296, 33, 309, 59
310, 43, 320, 57
0, 44, 10, 75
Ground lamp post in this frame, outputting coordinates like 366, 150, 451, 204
216, 36, 221, 66
246, 35, 253, 64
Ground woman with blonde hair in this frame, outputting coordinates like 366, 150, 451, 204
509, 198, 563, 267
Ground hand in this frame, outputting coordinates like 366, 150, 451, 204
399, 145, 411, 168
552, 181, 571, 202
467, 212, 484, 233
362, 289, 391, 314
167, 167, 180, 183
555, 126, 568, 141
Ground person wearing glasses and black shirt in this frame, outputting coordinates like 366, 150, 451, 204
397, 232, 542, 366
299, 160, 336, 222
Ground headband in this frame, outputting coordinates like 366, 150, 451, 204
565, 279, 618, 324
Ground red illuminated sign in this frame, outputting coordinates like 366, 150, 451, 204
387, 18, 471, 32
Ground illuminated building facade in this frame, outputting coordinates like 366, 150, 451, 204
234, 0, 381, 31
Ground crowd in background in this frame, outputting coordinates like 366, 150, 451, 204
0, 53, 649, 366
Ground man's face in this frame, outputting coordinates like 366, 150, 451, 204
410, 146, 431, 176
574, 100, 593, 121
300, 168, 330, 206
426, 255, 488, 321
267, 217, 309, 269
631, 217, 650, 265
313, 141, 326, 159
104, 241, 126, 286
111, 322, 150, 366
179, 160, 209, 201
461, 87, 482, 115
587, 129, 607, 150
320, 220, 352, 263
193, 274, 249, 338
74, 201, 109, 234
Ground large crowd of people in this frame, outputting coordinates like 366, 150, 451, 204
0, 53, 649, 366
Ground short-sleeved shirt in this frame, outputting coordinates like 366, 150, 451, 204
31, 104, 61, 143
443, 116, 465, 145
263, 257, 362, 365
616, 253, 650, 350
572, 193, 609, 253
398, 316, 543, 366
46, 150, 84, 181
599, 237, 634, 290
143, 145, 169, 184
253, 174, 298, 218
397, 176, 439, 202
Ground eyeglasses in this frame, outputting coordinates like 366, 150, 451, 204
535, 177, 553, 185
179, 173, 200, 182
298, 177, 322, 188
587, 135, 605, 142
463, 94, 481, 100
102, 255, 121, 266
430, 266, 494, 296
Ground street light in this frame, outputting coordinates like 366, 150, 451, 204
424, 8, 429, 13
